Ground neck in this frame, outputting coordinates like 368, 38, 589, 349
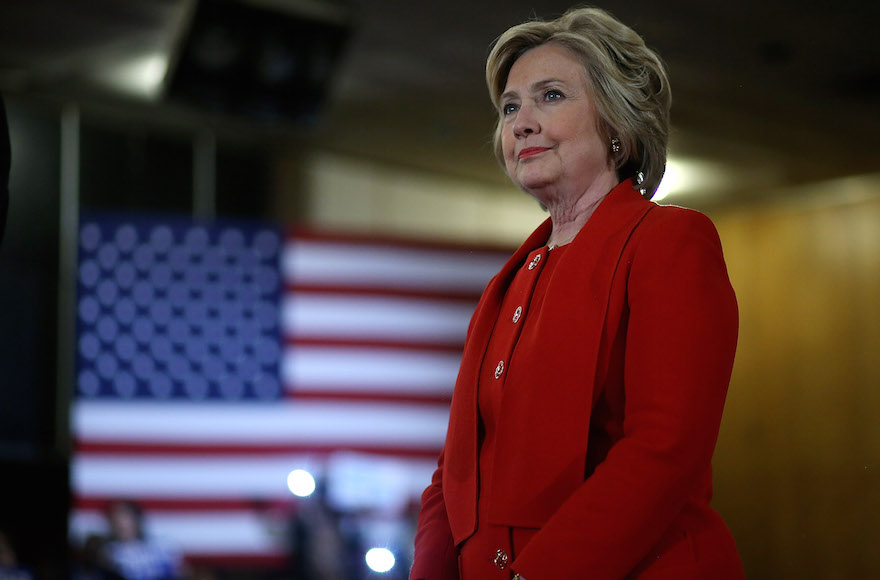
542, 170, 619, 248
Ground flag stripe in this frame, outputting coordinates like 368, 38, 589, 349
74, 441, 445, 459
71, 221, 511, 569
282, 240, 506, 292
72, 454, 438, 498
74, 498, 287, 512
282, 346, 461, 393
73, 400, 449, 447
288, 283, 485, 302
282, 294, 476, 344
284, 390, 452, 406
288, 336, 465, 353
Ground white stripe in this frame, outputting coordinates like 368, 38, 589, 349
72, 455, 324, 497
71, 454, 438, 500
283, 346, 460, 394
283, 294, 475, 343
283, 240, 506, 292
70, 509, 283, 555
72, 400, 449, 448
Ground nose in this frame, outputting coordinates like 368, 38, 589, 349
512, 102, 539, 138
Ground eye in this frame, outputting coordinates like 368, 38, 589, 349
544, 89, 564, 101
502, 102, 519, 116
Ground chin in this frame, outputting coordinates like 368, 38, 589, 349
515, 174, 557, 194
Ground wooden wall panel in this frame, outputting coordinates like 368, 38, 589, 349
708, 184, 880, 579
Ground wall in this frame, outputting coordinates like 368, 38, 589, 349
282, 151, 546, 246
711, 175, 880, 579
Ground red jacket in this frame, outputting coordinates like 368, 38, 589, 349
411, 180, 743, 579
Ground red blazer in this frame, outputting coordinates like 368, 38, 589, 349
411, 180, 743, 579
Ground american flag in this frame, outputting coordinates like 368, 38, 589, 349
69, 214, 510, 567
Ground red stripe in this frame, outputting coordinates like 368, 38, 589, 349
286, 283, 484, 303
74, 497, 290, 512
287, 226, 515, 255
74, 441, 443, 459
286, 389, 452, 405
286, 336, 465, 353
74, 496, 414, 522
185, 553, 289, 569
75, 498, 424, 519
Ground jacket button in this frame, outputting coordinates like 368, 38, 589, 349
494, 360, 504, 379
512, 305, 522, 323
493, 548, 509, 570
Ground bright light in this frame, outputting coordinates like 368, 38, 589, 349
653, 157, 725, 202
94, 53, 169, 100
365, 547, 396, 573
653, 161, 684, 201
286, 469, 316, 497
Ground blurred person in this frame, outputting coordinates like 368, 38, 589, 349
0, 530, 33, 580
103, 501, 184, 580
410, 7, 742, 579
287, 483, 361, 580
394, 499, 422, 579
71, 534, 125, 580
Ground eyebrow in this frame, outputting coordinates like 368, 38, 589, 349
500, 78, 567, 102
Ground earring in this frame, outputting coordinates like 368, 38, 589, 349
611, 137, 621, 154
636, 171, 647, 196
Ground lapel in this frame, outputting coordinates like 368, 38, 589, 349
443, 217, 553, 542
487, 180, 655, 527
444, 180, 655, 540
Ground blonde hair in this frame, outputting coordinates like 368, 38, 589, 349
486, 6, 671, 198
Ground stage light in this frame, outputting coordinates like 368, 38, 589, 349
365, 547, 395, 573
286, 469, 316, 497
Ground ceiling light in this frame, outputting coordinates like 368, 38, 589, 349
94, 53, 169, 100
654, 157, 724, 202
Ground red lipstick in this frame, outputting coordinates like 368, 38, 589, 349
518, 147, 549, 159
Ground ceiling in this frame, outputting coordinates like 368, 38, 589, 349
1, 0, 878, 207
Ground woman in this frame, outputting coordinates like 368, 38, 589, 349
410, 7, 743, 580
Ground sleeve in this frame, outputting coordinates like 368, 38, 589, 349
409, 447, 460, 580
511, 209, 739, 579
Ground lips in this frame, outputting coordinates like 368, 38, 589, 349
518, 147, 550, 160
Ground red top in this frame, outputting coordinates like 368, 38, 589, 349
411, 180, 743, 580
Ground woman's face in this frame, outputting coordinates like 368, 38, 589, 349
500, 43, 612, 199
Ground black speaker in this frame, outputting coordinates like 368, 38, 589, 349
165, 0, 352, 124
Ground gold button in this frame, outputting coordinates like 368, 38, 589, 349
493, 548, 509, 570
512, 306, 522, 323
494, 360, 504, 379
